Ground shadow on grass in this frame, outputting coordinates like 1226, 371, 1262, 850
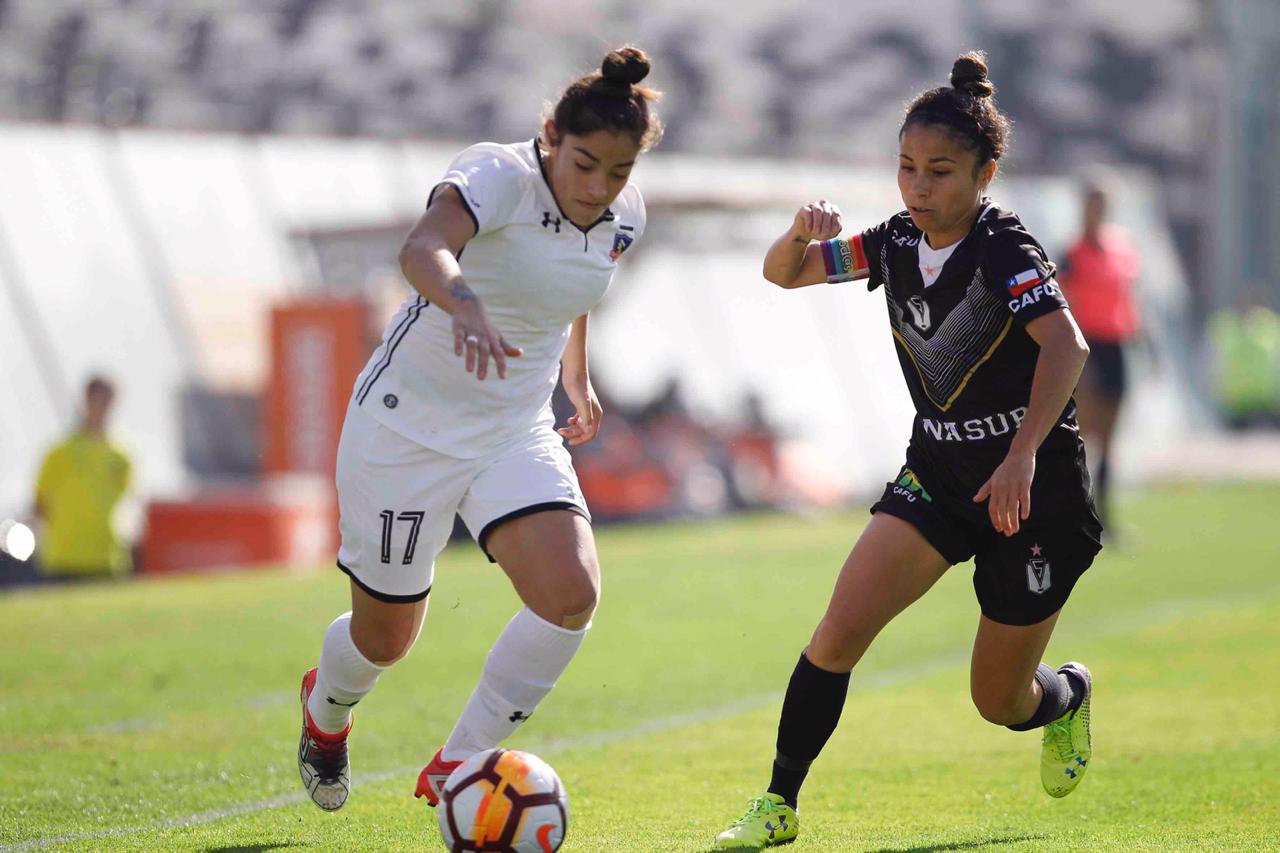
696, 836, 1045, 853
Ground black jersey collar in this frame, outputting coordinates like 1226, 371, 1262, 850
531, 139, 616, 233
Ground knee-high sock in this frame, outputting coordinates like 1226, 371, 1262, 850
307, 612, 387, 734
442, 607, 588, 762
768, 651, 851, 807
1007, 663, 1072, 731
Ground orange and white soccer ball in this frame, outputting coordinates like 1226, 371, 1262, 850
437, 748, 568, 853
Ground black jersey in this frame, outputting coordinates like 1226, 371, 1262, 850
859, 203, 1082, 491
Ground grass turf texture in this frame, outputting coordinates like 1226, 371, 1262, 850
2, 484, 1278, 852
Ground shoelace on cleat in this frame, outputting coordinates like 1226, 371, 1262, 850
1044, 718, 1077, 762
307, 734, 349, 783
731, 796, 779, 827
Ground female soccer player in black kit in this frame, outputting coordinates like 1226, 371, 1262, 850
714, 52, 1102, 849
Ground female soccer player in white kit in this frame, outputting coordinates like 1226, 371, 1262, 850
296, 47, 661, 812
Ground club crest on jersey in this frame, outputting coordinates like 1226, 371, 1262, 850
906, 295, 931, 331
610, 231, 634, 261
1026, 543, 1051, 594
1005, 268, 1043, 297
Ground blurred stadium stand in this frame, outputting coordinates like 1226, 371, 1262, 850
3, 0, 1275, 312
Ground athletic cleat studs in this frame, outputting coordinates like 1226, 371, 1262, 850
298, 667, 353, 811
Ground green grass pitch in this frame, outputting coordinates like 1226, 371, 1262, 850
2, 484, 1278, 851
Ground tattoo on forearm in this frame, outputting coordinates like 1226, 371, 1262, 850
449, 280, 478, 304
792, 236, 810, 245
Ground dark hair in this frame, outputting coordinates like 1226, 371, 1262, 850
548, 46, 663, 151
901, 51, 1010, 168
85, 375, 115, 399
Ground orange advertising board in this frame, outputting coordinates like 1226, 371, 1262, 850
264, 299, 368, 477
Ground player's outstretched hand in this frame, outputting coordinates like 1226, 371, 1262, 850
791, 199, 843, 243
453, 300, 522, 381
558, 378, 603, 446
973, 449, 1035, 536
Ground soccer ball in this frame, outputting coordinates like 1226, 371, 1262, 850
437, 748, 568, 853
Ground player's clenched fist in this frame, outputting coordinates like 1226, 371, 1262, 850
791, 199, 843, 243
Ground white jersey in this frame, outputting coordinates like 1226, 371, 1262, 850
352, 139, 646, 458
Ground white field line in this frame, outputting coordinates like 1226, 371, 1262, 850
5, 586, 1276, 852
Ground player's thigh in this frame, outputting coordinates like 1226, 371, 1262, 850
458, 429, 597, 628
808, 512, 951, 672
335, 402, 469, 657
486, 511, 599, 628
970, 610, 1060, 716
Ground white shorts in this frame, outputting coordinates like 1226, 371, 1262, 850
335, 401, 590, 602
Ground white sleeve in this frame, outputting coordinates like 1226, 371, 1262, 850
429, 145, 525, 236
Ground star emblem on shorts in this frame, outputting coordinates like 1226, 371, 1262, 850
1030, 543, 1043, 556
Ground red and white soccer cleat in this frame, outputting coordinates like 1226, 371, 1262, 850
298, 667, 353, 811
414, 746, 463, 807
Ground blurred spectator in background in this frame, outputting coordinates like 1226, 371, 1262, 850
33, 376, 133, 581
1059, 179, 1140, 531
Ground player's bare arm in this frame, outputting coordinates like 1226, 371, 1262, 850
974, 307, 1090, 535
558, 313, 603, 446
762, 200, 843, 289
398, 186, 523, 381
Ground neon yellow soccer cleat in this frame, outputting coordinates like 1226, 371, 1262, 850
714, 793, 799, 849
1042, 662, 1092, 798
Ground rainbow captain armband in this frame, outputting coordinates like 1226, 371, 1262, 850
819, 234, 870, 284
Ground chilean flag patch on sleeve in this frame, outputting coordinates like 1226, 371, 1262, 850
1005, 268, 1043, 297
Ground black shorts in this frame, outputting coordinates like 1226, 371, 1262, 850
1084, 340, 1127, 401
870, 450, 1102, 626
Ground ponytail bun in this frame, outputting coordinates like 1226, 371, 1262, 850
950, 51, 994, 98
550, 45, 663, 151
902, 49, 1009, 163
600, 46, 651, 90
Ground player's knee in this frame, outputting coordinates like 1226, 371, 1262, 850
357, 621, 420, 666
370, 643, 413, 666
807, 615, 876, 672
806, 629, 863, 673
971, 688, 1024, 726
556, 583, 598, 630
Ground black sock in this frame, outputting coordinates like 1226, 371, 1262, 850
1006, 663, 1072, 731
768, 651, 850, 808
1062, 667, 1087, 713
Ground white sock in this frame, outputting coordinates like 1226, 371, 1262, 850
441, 607, 589, 761
307, 612, 387, 734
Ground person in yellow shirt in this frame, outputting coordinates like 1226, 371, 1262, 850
34, 376, 132, 579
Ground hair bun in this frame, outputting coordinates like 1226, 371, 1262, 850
601, 46, 651, 89
950, 51, 994, 98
